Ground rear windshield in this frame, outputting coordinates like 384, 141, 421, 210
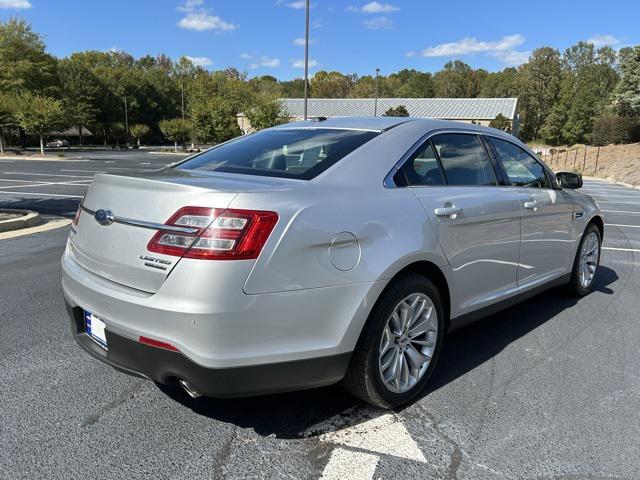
176, 128, 379, 180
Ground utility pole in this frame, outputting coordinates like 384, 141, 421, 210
303, 0, 310, 120
124, 96, 129, 147
374, 68, 380, 116
181, 77, 185, 120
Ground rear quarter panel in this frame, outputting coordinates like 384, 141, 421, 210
230, 186, 448, 295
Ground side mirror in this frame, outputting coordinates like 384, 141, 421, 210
556, 171, 582, 189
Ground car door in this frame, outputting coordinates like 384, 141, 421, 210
486, 136, 574, 289
394, 132, 522, 317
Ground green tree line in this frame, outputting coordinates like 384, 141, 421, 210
1, 17, 639, 152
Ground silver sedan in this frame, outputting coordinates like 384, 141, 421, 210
62, 117, 603, 408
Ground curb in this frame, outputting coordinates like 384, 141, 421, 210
0, 216, 71, 240
0, 209, 41, 232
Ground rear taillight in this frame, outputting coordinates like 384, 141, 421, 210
147, 207, 278, 260
71, 198, 84, 232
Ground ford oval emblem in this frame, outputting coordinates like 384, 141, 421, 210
94, 209, 115, 226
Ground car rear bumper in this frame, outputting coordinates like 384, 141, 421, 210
66, 302, 351, 397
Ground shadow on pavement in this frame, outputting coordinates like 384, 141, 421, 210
160, 268, 618, 439
0, 196, 80, 217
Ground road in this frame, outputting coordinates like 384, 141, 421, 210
1, 154, 640, 479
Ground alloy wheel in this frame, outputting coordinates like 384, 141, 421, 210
378, 293, 438, 394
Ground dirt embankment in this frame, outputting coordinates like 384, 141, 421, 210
529, 143, 640, 186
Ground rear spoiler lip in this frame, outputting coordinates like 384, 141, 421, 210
79, 205, 200, 235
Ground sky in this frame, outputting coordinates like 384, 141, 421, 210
0, 0, 638, 80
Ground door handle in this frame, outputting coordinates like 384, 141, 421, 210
524, 200, 539, 210
434, 205, 463, 218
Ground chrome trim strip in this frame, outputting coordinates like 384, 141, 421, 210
80, 205, 200, 234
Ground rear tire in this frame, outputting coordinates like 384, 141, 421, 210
342, 273, 445, 409
567, 223, 601, 296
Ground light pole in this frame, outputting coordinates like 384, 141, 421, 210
303, 0, 310, 120
374, 67, 380, 116
124, 96, 129, 147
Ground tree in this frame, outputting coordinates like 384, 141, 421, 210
612, 46, 640, 116
129, 123, 150, 146
0, 18, 59, 95
310, 71, 353, 98
0, 92, 15, 154
245, 97, 285, 131
14, 93, 64, 155
159, 118, 191, 151
517, 47, 563, 140
433, 61, 475, 97
383, 105, 409, 117
58, 56, 104, 146
489, 114, 511, 131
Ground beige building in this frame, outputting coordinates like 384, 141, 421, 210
238, 97, 519, 135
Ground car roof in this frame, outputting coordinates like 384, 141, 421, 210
272, 116, 517, 140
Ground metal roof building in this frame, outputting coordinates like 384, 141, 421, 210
237, 97, 519, 135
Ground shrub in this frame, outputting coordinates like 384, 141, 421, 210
592, 114, 640, 145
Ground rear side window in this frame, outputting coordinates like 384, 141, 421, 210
430, 134, 497, 186
176, 128, 379, 180
488, 137, 551, 188
394, 141, 445, 187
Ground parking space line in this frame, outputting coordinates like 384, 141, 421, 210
1, 171, 93, 178
603, 246, 640, 253
606, 224, 640, 228
0, 191, 83, 198
601, 209, 640, 214
0, 178, 48, 184
0, 180, 91, 190
61, 169, 106, 173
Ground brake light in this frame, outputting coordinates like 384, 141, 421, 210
71, 197, 85, 231
147, 207, 278, 260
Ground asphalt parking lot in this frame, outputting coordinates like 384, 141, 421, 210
1, 153, 640, 479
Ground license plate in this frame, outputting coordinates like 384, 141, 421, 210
85, 311, 108, 350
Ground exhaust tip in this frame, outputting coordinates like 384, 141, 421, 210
178, 379, 202, 399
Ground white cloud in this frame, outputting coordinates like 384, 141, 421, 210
405, 50, 416, 58
362, 1, 398, 13
0, 0, 32, 8
178, 11, 236, 31
293, 37, 317, 46
414, 34, 529, 65
292, 58, 319, 68
286, 1, 306, 8
185, 56, 214, 67
587, 34, 620, 47
178, 0, 204, 12
243, 54, 280, 68
363, 16, 394, 30
347, 2, 398, 13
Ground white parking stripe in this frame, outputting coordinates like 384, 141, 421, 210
0, 180, 91, 190
0, 191, 83, 198
606, 224, 640, 228
321, 448, 379, 480
1, 171, 92, 178
596, 201, 640, 204
61, 169, 106, 173
603, 247, 640, 253
0, 178, 47, 184
601, 210, 640, 214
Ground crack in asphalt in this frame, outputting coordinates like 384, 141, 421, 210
80, 380, 145, 427
212, 425, 238, 479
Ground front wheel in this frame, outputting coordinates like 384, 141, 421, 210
567, 223, 601, 296
342, 273, 444, 408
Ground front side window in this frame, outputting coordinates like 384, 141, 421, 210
177, 128, 379, 180
489, 137, 550, 188
430, 134, 497, 186
394, 141, 445, 187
